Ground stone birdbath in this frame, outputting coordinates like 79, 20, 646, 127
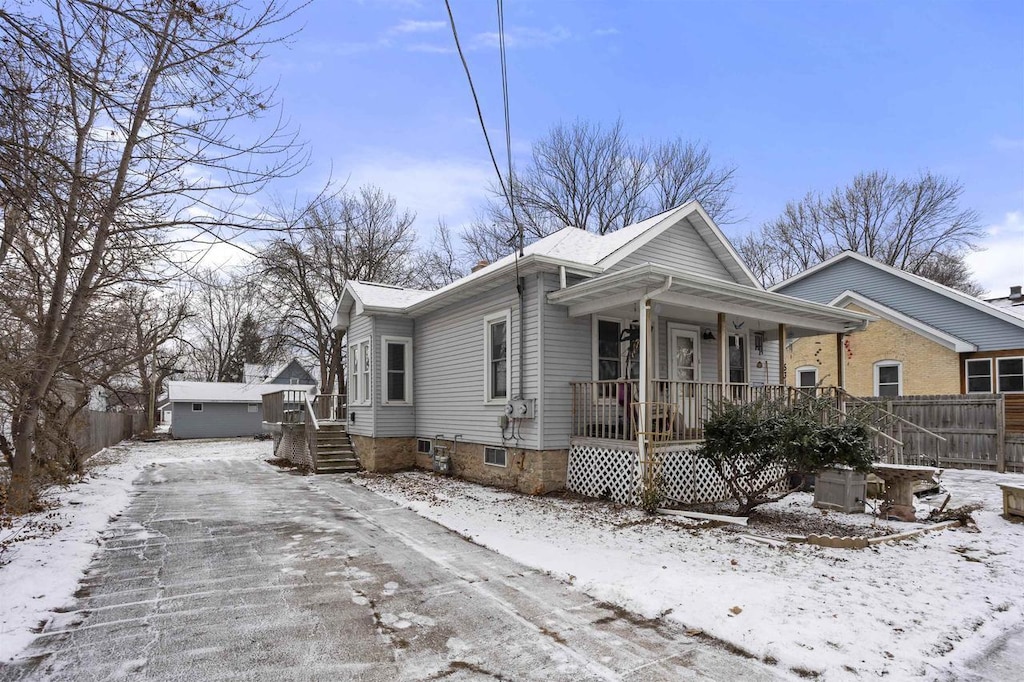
872, 463, 941, 522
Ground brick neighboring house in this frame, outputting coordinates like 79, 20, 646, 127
772, 252, 1024, 398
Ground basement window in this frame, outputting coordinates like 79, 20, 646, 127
417, 439, 432, 455
484, 446, 507, 468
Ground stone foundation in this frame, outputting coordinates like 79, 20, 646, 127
350, 434, 416, 472
428, 439, 568, 495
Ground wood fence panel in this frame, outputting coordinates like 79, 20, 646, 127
77, 411, 145, 462
1006, 435, 1024, 473
862, 395, 1006, 471
1006, 394, 1024, 434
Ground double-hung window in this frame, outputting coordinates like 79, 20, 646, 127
349, 340, 372, 405
997, 357, 1024, 393
359, 341, 371, 404
484, 311, 511, 403
349, 344, 360, 403
965, 358, 993, 393
874, 360, 902, 397
381, 337, 413, 404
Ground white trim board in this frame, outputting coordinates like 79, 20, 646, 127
828, 290, 976, 352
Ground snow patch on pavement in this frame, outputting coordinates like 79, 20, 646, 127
358, 469, 1024, 681
0, 438, 271, 661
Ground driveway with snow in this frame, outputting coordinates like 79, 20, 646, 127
0, 443, 782, 681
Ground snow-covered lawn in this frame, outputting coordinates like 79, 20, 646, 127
0, 438, 271, 661
358, 469, 1024, 681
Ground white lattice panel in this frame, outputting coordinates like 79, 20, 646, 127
568, 441, 789, 507
276, 425, 312, 470
567, 444, 640, 505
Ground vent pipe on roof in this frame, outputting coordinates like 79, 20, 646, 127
1010, 285, 1022, 299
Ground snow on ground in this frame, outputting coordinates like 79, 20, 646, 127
0, 438, 271, 661
358, 469, 1024, 681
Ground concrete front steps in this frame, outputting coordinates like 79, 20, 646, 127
314, 422, 360, 474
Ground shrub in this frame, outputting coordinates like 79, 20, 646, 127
696, 396, 875, 515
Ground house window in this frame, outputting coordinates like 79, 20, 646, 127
359, 340, 371, 405
997, 357, 1024, 393
728, 334, 746, 384
247, 404, 259, 413
965, 359, 993, 393
382, 337, 413, 404
348, 344, 360, 404
484, 446, 507, 467
796, 366, 818, 388
874, 361, 902, 397
191, 403, 203, 412
417, 439, 432, 455
484, 311, 511, 403
289, 378, 300, 385
597, 319, 622, 382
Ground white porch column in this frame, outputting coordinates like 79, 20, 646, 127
638, 297, 649, 480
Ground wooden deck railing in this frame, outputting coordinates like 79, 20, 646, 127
263, 390, 345, 425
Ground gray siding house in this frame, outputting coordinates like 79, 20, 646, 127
243, 358, 318, 388
168, 381, 314, 439
331, 201, 872, 498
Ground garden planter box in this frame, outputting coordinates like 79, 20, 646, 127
814, 468, 867, 513
999, 484, 1024, 519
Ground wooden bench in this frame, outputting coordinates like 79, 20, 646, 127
999, 484, 1024, 519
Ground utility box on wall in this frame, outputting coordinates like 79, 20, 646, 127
813, 468, 867, 513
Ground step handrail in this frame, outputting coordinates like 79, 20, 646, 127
838, 389, 948, 442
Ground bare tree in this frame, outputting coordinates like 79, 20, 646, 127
0, 0, 305, 512
260, 187, 418, 393
464, 119, 736, 259
738, 171, 985, 292
410, 220, 469, 290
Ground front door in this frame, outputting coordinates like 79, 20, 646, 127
667, 327, 699, 430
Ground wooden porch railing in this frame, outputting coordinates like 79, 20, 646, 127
262, 391, 347, 425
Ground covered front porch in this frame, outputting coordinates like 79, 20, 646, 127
552, 263, 872, 447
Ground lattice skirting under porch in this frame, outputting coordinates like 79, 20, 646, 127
276, 424, 312, 470
567, 439, 787, 506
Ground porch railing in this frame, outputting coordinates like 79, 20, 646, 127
262, 390, 346, 425
570, 380, 832, 443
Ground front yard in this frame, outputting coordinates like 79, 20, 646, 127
357, 468, 1024, 680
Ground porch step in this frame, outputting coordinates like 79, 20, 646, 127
313, 424, 359, 474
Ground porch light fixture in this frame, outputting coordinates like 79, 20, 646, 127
701, 329, 716, 341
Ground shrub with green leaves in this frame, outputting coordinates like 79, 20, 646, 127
696, 395, 875, 515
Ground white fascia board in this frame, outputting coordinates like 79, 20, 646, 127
773, 251, 1024, 331
549, 263, 872, 330
829, 290, 977, 352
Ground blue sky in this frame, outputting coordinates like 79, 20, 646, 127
256, 0, 1024, 294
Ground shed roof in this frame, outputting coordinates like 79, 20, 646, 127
166, 381, 314, 403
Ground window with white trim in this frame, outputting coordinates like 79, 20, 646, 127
965, 358, 993, 393
247, 404, 259, 413
192, 403, 203, 412
382, 336, 413, 404
484, 446, 507, 467
997, 357, 1024, 393
359, 340, 371, 404
874, 361, 902, 397
348, 344, 360, 404
289, 378, 300, 385
796, 366, 818, 388
484, 311, 510, 403
417, 439, 432, 454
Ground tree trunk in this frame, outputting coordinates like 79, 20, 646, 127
9, 407, 39, 514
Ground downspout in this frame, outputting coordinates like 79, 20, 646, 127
637, 276, 674, 482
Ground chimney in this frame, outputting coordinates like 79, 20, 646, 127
1010, 285, 1023, 300
471, 259, 489, 273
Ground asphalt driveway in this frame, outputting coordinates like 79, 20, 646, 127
1, 454, 785, 681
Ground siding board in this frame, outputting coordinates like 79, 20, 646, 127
609, 216, 736, 281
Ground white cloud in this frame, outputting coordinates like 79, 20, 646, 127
991, 136, 1024, 152
390, 19, 447, 34
966, 211, 1024, 297
340, 153, 494, 241
472, 25, 571, 50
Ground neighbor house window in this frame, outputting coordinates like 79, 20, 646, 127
997, 357, 1024, 393
965, 359, 993, 393
796, 366, 818, 388
192, 403, 203, 412
382, 336, 413, 404
247, 404, 259, 413
484, 446, 507, 467
874, 361, 902, 397
417, 439, 432, 455
484, 311, 511, 403
289, 378, 300, 385
728, 334, 746, 384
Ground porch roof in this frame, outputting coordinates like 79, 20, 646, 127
546, 263, 874, 334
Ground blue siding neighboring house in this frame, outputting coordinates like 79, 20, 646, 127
168, 381, 314, 439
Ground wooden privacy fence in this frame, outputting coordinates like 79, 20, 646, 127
73, 411, 146, 462
861, 394, 1024, 473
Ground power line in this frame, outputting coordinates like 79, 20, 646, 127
496, 0, 522, 257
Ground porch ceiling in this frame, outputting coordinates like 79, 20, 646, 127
547, 264, 874, 335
